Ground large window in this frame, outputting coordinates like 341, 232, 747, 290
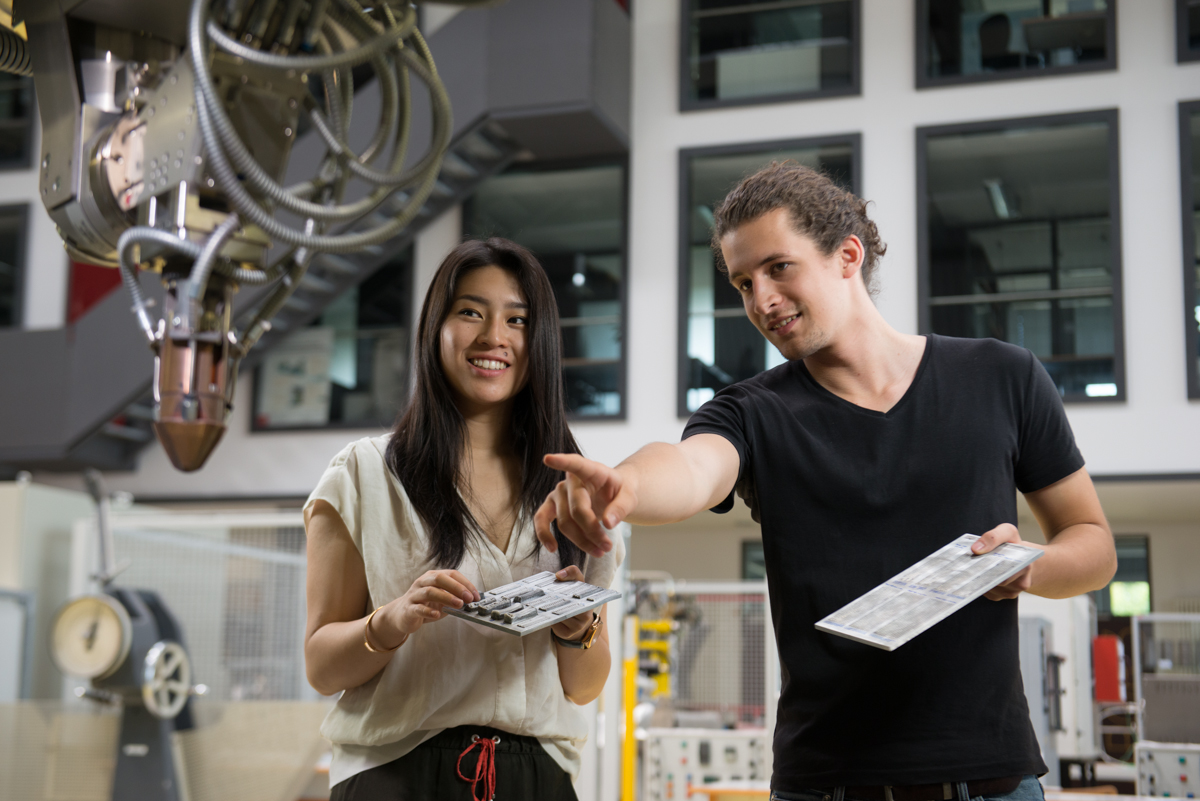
679, 137, 859, 415
918, 110, 1124, 401
253, 247, 413, 430
464, 162, 627, 419
917, 0, 1115, 88
1183, 101, 1200, 399
680, 0, 859, 110
0, 205, 27, 328
1180, 0, 1200, 62
0, 75, 33, 169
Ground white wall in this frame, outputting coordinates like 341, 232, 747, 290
26, 0, 1200, 499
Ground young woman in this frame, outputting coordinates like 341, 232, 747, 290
303, 238, 623, 800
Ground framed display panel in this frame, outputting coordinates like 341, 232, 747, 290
0, 204, 27, 328
677, 135, 860, 417
917, 109, 1125, 403
916, 0, 1116, 89
679, 0, 860, 111
463, 160, 629, 420
1180, 0, 1200, 62
252, 246, 414, 431
1181, 101, 1200, 399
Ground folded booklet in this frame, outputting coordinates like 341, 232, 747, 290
446, 571, 621, 637
815, 534, 1043, 651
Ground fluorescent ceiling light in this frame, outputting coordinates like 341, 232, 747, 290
982, 178, 1018, 220
1085, 383, 1117, 397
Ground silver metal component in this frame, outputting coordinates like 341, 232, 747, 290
27, 0, 458, 471
141, 640, 191, 719
104, 112, 148, 211
508, 607, 539, 624
536, 597, 571, 613
447, 571, 620, 637
80, 56, 129, 113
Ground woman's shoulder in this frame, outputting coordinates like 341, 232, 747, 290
323, 434, 393, 472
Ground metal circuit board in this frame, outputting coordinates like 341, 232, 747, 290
446, 571, 620, 637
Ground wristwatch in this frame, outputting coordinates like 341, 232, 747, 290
552, 612, 602, 650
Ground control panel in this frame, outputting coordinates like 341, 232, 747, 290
1137, 741, 1200, 798
644, 728, 766, 801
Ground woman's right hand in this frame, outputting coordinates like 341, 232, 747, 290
373, 570, 481, 648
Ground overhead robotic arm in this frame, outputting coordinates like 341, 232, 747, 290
8, 0, 485, 471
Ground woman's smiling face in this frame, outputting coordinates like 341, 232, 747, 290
439, 265, 531, 414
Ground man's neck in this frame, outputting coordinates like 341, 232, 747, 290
802, 304, 927, 414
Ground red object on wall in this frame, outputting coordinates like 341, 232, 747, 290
67, 261, 123, 323
1093, 634, 1126, 702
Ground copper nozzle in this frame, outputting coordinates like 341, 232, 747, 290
153, 419, 227, 472
152, 276, 237, 472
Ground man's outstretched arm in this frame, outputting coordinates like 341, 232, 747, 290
534, 434, 741, 558
972, 467, 1117, 600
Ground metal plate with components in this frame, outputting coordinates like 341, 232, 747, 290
1136, 741, 1200, 798
446, 571, 620, 637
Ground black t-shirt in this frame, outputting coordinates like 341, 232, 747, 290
682, 335, 1084, 790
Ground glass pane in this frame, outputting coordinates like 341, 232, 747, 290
0, 206, 24, 327
925, 118, 1118, 398
254, 247, 413, 429
0, 77, 32, 168
931, 297, 1115, 394
1190, 110, 1200, 392
464, 164, 626, 417
685, 142, 854, 411
925, 0, 1110, 80
1094, 535, 1149, 620
1189, 0, 1200, 54
687, 0, 854, 104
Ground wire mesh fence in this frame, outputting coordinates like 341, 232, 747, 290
79, 512, 317, 704
0, 510, 335, 801
637, 582, 771, 729
1134, 613, 1200, 743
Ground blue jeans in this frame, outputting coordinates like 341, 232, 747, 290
772, 775, 1045, 801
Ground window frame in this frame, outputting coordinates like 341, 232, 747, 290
1180, 100, 1200, 399
915, 108, 1126, 403
678, 0, 862, 113
914, 0, 1119, 90
462, 155, 631, 423
0, 203, 28, 328
1179, 0, 1200, 63
676, 134, 863, 418
249, 246, 416, 433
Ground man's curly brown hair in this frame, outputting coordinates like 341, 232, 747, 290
710, 161, 887, 294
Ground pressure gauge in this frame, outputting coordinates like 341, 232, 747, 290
50, 594, 133, 679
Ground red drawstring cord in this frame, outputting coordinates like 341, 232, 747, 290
456, 734, 499, 801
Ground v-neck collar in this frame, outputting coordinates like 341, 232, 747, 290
481, 516, 523, 562
794, 335, 933, 418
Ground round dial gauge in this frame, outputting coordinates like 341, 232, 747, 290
50, 594, 132, 679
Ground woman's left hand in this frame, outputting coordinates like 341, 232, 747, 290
551, 565, 596, 640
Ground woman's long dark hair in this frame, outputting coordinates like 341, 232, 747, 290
385, 238, 585, 571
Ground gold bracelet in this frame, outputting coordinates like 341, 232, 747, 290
364, 606, 405, 653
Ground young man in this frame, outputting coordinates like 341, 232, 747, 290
534, 162, 1116, 801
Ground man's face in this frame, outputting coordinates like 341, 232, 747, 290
720, 208, 858, 362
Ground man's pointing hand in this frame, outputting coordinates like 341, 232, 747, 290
534, 453, 638, 558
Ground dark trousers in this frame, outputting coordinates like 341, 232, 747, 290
330, 725, 579, 801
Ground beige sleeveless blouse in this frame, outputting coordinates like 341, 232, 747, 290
305, 436, 623, 787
